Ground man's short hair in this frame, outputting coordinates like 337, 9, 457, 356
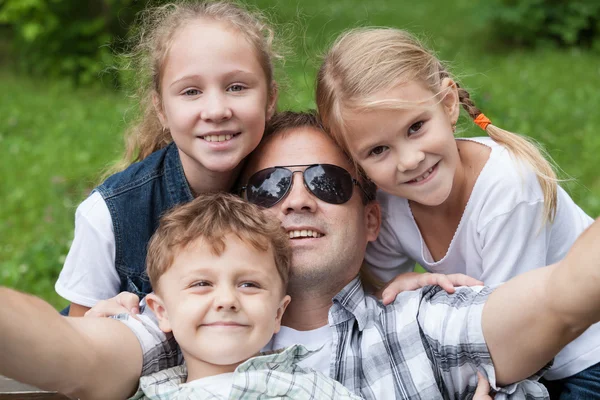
264, 110, 377, 204
147, 192, 291, 293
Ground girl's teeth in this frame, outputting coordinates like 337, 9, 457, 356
203, 134, 233, 142
412, 167, 434, 183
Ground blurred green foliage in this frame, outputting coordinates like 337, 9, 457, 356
0, 0, 151, 85
484, 0, 600, 50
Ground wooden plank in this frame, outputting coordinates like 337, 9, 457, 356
0, 376, 70, 399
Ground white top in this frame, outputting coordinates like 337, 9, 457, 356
55, 191, 120, 306
365, 136, 597, 379
265, 325, 332, 376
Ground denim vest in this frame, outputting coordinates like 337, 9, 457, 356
95, 142, 193, 299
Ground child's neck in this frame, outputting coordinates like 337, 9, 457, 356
179, 151, 245, 196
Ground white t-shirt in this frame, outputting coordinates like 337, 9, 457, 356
365, 136, 597, 379
55, 191, 120, 306
264, 325, 332, 376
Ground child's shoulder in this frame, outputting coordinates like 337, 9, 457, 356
464, 137, 542, 198
98, 143, 177, 196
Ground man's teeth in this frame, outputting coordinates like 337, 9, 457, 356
202, 134, 233, 142
412, 167, 434, 182
288, 230, 323, 239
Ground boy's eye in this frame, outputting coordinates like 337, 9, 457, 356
227, 84, 246, 92
183, 89, 201, 96
191, 281, 211, 287
408, 121, 424, 135
368, 146, 389, 157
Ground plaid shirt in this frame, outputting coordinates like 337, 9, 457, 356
118, 279, 550, 400
129, 344, 361, 400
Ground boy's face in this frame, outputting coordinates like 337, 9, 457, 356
147, 233, 290, 372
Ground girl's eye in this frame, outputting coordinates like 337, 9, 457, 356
239, 282, 260, 289
227, 84, 246, 92
408, 121, 424, 135
183, 89, 201, 96
368, 146, 389, 157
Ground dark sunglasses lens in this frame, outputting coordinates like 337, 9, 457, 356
304, 164, 354, 204
246, 168, 292, 208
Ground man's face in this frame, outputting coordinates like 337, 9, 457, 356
243, 127, 380, 294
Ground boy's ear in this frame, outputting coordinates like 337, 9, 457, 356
266, 82, 278, 121
440, 78, 460, 125
364, 201, 381, 243
152, 91, 168, 129
273, 294, 291, 334
145, 293, 172, 333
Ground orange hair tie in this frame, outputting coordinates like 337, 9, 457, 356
474, 113, 492, 130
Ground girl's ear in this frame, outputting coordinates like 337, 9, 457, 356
152, 91, 168, 129
145, 293, 172, 333
266, 82, 278, 121
440, 78, 460, 125
273, 294, 291, 334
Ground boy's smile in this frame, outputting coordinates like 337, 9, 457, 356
147, 233, 289, 381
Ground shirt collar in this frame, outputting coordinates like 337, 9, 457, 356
330, 277, 375, 331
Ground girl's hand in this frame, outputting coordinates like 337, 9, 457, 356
474, 372, 494, 399
379, 272, 483, 305
84, 292, 141, 320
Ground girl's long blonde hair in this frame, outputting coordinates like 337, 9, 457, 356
107, 0, 279, 177
316, 27, 558, 224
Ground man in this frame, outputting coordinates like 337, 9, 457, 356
1, 111, 600, 399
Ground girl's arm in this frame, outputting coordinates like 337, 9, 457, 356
56, 192, 121, 310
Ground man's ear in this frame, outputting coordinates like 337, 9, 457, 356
152, 90, 168, 129
145, 293, 172, 333
364, 201, 381, 243
266, 82, 278, 121
273, 294, 291, 334
440, 78, 460, 125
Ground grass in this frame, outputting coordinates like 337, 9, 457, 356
2, 0, 600, 309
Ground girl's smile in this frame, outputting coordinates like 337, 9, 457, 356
343, 80, 460, 207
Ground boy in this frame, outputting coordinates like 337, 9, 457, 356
126, 192, 361, 399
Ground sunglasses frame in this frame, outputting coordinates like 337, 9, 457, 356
240, 163, 363, 208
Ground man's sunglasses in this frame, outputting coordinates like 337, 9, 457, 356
240, 164, 363, 208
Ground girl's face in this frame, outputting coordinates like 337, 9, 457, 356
156, 20, 276, 177
343, 80, 460, 207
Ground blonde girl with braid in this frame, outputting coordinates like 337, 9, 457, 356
317, 27, 599, 398
55, 1, 279, 317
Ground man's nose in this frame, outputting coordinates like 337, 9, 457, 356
279, 172, 318, 214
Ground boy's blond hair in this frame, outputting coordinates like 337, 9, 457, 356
147, 192, 290, 293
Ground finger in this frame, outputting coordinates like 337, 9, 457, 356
425, 274, 456, 294
474, 371, 492, 399
116, 292, 141, 314
447, 274, 484, 287
381, 274, 422, 305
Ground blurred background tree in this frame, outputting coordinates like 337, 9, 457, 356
1, 0, 599, 309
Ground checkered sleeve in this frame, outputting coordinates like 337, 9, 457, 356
417, 285, 550, 400
113, 309, 182, 376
